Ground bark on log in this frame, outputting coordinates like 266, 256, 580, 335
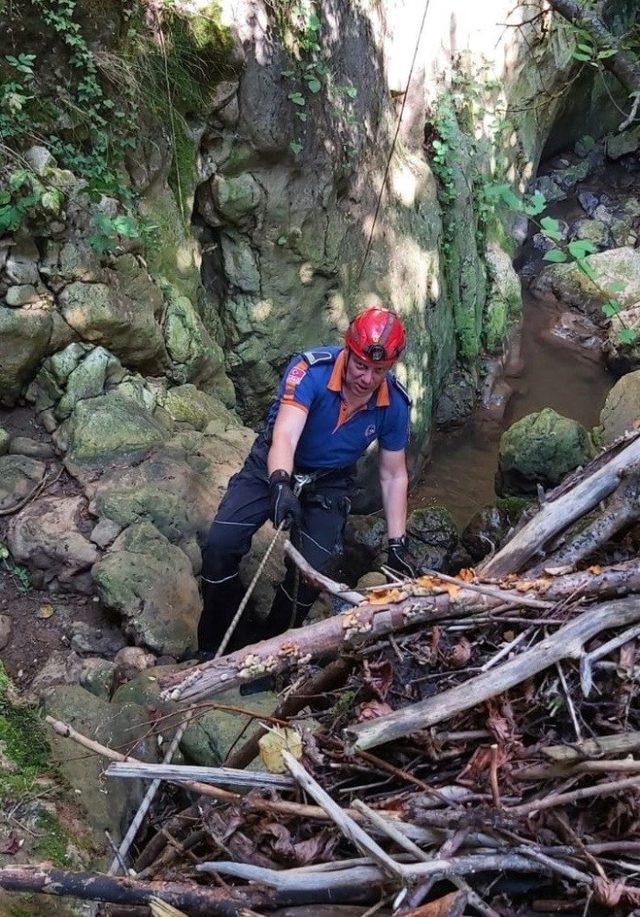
537, 560, 640, 602
345, 597, 640, 752
159, 588, 503, 703
479, 435, 640, 578
548, 0, 640, 98
0, 865, 271, 915
528, 473, 640, 577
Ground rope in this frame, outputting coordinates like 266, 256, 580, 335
356, 0, 433, 284
215, 519, 288, 658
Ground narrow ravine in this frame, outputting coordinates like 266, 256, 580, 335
412, 152, 628, 529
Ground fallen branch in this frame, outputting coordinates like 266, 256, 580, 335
45, 715, 438, 843
480, 434, 640, 577
345, 597, 640, 752
159, 585, 525, 703
0, 865, 271, 915
105, 761, 295, 791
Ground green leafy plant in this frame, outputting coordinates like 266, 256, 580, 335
0, 543, 32, 595
0, 168, 65, 234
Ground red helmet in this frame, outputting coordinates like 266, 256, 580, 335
345, 306, 406, 366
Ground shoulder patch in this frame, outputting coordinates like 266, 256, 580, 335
389, 374, 412, 405
302, 349, 335, 366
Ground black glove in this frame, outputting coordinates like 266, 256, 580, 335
387, 535, 416, 578
269, 470, 302, 530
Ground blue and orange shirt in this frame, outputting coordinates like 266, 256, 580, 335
264, 346, 411, 471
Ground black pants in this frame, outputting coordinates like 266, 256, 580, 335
198, 436, 353, 653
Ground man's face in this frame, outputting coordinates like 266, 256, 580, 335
344, 352, 391, 399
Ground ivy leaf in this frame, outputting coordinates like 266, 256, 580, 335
289, 139, 303, 155
543, 248, 568, 263
597, 48, 617, 58
572, 51, 593, 62
9, 169, 33, 191
40, 189, 62, 213
346, 86, 358, 99
540, 215, 564, 241
307, 13, 321, 31
568, 239, 597, 259
524, 190, 547, 216
307, 78, 321, 93
618, 328, 639, 346
577, 43, 594, 53
602, 300, 621, 318
288, 92, 306, 107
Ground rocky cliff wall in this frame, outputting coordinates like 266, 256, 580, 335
0, 0, 602, 456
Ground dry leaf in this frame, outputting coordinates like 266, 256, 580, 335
356, 699, 393, 721
362, 659, 394, 700
36, 604, 54, 619
448, 637, 471, 668
542, 565, 573, 577
368, 587, 407, 605
258, 727, 303, 773
414, 575, 460, 598
587, 564, 603, 575
457, 568, 476, 582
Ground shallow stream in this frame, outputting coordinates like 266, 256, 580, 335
411, 162, 622, 530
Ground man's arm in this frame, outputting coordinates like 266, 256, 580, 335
379, 448, 408, 539
267, 403, 308, 476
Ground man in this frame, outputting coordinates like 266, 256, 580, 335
198, 306, 415, 655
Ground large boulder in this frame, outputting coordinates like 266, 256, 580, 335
113, 668, 277, 766
7, 496, 99, 589
162, 283, 229, 395
58, 255, 169, 373
497, 408, 595, 496
41, 685, 159, 839
0, 455, 46, 512
531, 247, 640, 320
404, 506, 459, 573
57, 390, 169, 469
92, 522, 200, 657
599, 370, 640, 444
0, 306, 54, 406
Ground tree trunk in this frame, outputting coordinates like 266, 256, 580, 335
548, 0, 640, 97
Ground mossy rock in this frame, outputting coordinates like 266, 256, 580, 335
599, 369, 640, 443
113, 669, 277, 767
59, 390, 168, 466
161, 384, 235, 431
41, 685, 158, 840
92, 522, 200, 656
0, 455, 46, 512
0, 428, 9, 456
0, 306, 53, 407
497, 408, 595, 496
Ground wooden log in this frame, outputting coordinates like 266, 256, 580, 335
542, 731, 640, 762
528, 473, 640, 577
284, 541, 364, 604
538, 560, 640, 602
199, 853, 547, 889
479, 434, 640, 577
0, 865, 271, 915
158, 586, 513, 703
345, 597, 640, 752
105, 761, 295, 790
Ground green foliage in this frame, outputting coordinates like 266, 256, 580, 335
275, 1, 358, 165
35, 810, 71, 867
0, 168, 64, 234
88, 211, 157, 255
0, 662, 50, 800
0, 542, 32, 594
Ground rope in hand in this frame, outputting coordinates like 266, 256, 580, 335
356, 0, 433, 284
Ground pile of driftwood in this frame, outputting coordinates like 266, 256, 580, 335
2, 433, 640, 916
